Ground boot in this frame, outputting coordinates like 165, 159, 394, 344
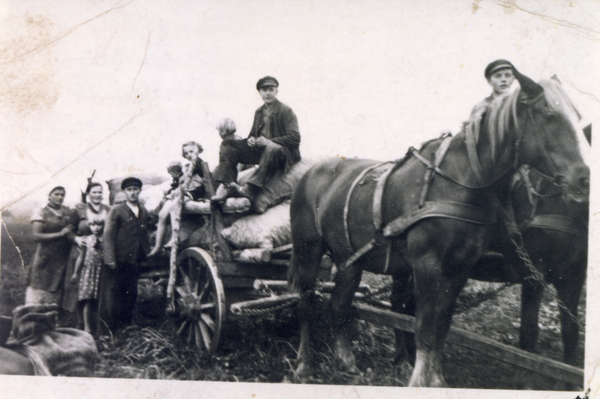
210, 183, 231, 203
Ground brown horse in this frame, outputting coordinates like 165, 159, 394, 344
288, 76, 589, 387
471, 164, 588, 368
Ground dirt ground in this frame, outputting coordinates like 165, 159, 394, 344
0, 219, 586, 390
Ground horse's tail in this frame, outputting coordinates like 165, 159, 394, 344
287, 168, 325, 294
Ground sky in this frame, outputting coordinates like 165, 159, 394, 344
1, 0, 598, 216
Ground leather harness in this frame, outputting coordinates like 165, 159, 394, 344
338, 134, 497, 272
336, 92, 584, 272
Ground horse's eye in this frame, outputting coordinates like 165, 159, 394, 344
543, 111, 559, 121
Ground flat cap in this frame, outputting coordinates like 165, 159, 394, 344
256, 76, 279, 90
121, 177, 143, 190
484, 59, 514, 80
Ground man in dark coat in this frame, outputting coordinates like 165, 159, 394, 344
99, 177, 150, 332
212, 76, 301, 201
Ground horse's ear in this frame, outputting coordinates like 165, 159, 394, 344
583, 123, 592, 145
550, 74, 561, 84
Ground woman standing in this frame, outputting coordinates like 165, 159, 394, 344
27, 186, 78, 307
63, 182, 111, 328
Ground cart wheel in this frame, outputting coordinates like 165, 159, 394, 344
173, 247, 226, 353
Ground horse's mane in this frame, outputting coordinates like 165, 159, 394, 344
466, 78, 582, 163
466, 89, 519, 163
538, 78, 582, 131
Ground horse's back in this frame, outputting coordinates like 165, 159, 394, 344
291, 157, 381, 245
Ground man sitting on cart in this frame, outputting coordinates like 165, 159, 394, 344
211, 76, 302, 203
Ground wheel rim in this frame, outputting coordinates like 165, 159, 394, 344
174, 248, 226, 353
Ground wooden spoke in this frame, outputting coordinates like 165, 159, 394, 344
175, 286, 189, 298
175, 248, 226, 353
199, 303, 216, 311
198, 321, 212, 350
187, 320, 194, 343
181, 266, 193, 292
194, 323, 204, 350
200, 313, 216, 332
176, 320, 188, 336
198, 279, 211, 302
187, 258, 199, 294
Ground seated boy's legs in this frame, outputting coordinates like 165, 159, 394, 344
213, 139, 263, 185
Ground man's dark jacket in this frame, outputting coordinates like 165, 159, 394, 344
248, 99, 301, 166
103, 203, 150, 265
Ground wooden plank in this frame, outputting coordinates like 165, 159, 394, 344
200, 162, 233, 262
271, 244, 293, 254
217, 261, 288, 280
269, 259, 290, 266
353, 302, 583, 386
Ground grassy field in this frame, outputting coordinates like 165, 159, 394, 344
0, 218, 586, 389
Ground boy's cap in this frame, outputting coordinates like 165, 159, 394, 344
256, 76, 279, 90
485, 59, 514, 79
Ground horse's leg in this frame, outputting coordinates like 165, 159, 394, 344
556, 270, 585, 367
390, 271, 416, 384
408, 251, 470, 387
330, 263, 363, 374
290, 239, 327, 379
519, 278, 544, 353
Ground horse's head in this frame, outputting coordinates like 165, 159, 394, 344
508, 76, 590, 203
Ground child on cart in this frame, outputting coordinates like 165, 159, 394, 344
71, 216, 105, 335
149, 141, 207, 257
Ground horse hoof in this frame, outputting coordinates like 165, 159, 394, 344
334, 358, 361, 375
294, 362, 313, 381
396, 361, 414, 386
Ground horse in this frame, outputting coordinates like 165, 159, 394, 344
471, 164, 588, 368
288, 75, 589, 387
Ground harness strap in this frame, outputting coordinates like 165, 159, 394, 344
343, 161, 393, 252
338, 239, 377, 272
372, 163, 399, 230
524, 215, 587, 237
417, 135, 454, 207
383, 200, 496, 237
518, 165, 537, 207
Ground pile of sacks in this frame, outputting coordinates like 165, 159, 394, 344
220, 157, 320, 262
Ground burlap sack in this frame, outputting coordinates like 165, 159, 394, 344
221, 200, 291, 250
238, 157, 320, 214
6, 304, 97, 376
139, 180, 173, 214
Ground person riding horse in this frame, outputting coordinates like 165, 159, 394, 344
211, 76, 301, 203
